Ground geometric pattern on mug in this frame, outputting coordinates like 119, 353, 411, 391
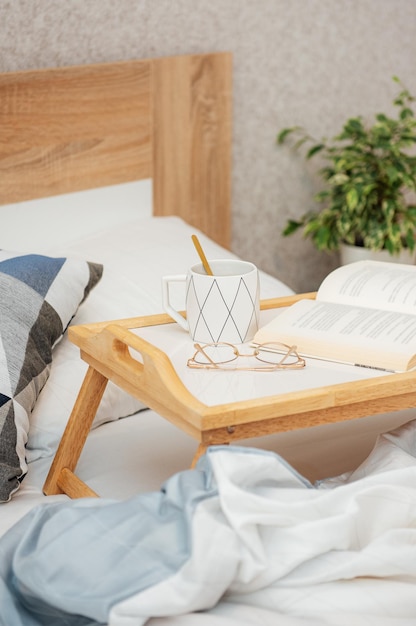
187, 275, 259, 343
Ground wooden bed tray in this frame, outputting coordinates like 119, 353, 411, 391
43, 293, 416, 499
0, 51, 232, 249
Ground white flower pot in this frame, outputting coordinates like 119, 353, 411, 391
339, 243, 416, 266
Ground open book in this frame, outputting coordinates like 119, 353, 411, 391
253, 260, 416, 372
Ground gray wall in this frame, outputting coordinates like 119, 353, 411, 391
2, 0, 416, 292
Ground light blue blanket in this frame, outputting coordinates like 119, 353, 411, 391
2, 431, 416, 626
0, 452, 227, 625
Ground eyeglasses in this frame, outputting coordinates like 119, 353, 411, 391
187, 341, 306, 372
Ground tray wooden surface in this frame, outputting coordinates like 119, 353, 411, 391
44, 294, 416, 498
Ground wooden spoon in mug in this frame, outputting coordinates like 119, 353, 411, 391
191, 234, 214, 275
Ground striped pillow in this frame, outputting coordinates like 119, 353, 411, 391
0, 251, 103, 502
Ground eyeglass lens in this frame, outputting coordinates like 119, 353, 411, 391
193, 342, 302, 367
194, 343, 238, 365
256, 343, 301, 366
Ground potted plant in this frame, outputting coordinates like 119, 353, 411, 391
278, 77, 416, 263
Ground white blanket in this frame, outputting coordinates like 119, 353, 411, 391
2, 420, 416, 626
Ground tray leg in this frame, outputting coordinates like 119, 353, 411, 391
43, 366, 108, 497
191, 441, 231, 468
190, 443, 208, 468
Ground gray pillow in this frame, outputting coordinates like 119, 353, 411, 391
0, 250, 103, 502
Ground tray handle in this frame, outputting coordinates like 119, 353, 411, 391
91, 323, 207, 431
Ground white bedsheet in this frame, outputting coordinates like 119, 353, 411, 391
2, 180, 152, 251
3, 421, 416, 626
2, 189, 416, 626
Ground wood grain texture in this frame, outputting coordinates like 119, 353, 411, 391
43, 365, 108, 496
0, 52, 232, 248
0, 61, 151, 202
68, 297, 416, 439
57, 468, 99, 499
152, 53, 232, 248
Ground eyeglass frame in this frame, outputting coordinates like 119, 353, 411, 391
187, 341, 306, 372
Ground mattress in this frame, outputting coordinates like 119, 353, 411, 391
2, 182, 416, 625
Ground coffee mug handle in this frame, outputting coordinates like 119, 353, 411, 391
161, 275, 189, 331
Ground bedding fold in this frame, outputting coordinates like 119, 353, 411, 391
1, 423, 416, 625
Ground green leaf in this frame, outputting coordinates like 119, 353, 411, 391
293, 137, 309, 151
277, 127, 298, 144
405, 230, 416, 250
384, 239, 395, 254
328, 173, 349, 186
282, 219, 302, 236
385, 166, 399, 182
306, 144, 325, 159
346, 188, 359, 210
400, 108, 415, 120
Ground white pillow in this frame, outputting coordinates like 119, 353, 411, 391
26, 216, 294, 462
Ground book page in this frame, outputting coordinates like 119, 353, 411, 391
317, 260, 416, 314
253, 299, 416, 371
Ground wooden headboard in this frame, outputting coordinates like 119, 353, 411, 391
0, 52, 232, 248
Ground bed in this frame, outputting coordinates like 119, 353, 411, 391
1, 51, 416, 625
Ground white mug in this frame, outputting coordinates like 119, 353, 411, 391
162, 259, 260, 344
